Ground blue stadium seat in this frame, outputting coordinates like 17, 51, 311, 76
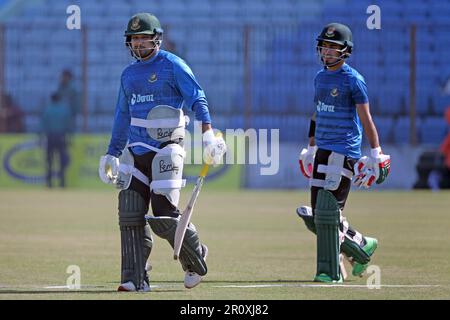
373, 117, 394, 144
434, 96, 450, 115
378, 89, 404, 115
419, 117, 448, 145
393, 116, 421, 145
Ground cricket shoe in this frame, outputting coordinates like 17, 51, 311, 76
351, 237, 378, 277
118, 268, 151, 292
117, 280, 150, 292
314, 273, 343, 284
184, 244, 208, 289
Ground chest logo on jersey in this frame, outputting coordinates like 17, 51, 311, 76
148, 73, 157, 83
131, 93, 154, 106
330, 88, 339, 97
317, 100, 335, 113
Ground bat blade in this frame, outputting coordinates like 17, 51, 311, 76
173, 176, 205, 260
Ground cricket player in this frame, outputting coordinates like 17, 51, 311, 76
98, 13, 227, 292
296, 23, 391, 283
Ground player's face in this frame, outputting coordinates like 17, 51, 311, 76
318, 41, 343, 66
130, 34, 160, 60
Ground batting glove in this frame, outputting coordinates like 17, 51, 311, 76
354, 147, 391, 188
203, 129, 227, 166
99, 154, 120, 185
298, 145, 317, 179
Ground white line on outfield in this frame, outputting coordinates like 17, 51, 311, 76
43, 285, 111, 289
0, 283, 442, 291
213, 284, 441, 289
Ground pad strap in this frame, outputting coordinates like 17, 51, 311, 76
119, 163, 150, 186
131, 116, 186, 129
310, 178, 325, 188
317, 164, 353, 179
150, 179, 186, 190
127, 142, 186, 158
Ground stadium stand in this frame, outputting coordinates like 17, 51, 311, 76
0, 0, 448, 145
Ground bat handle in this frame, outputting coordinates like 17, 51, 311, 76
199, 163, 209, 178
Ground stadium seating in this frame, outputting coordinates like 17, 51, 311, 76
1, 0, 449, 144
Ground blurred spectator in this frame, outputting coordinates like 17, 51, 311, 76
0, 93, 25, 133
56, 69, 81, 133
41, 93, 72, 188
439, 106, 450, 188
444, 77, 450, 95
162, 29, 180, 57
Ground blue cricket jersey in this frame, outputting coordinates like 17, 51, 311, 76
314, 63, 369, 159
107, 50, 211, 157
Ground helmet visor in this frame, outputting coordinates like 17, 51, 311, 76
316, 42, 349, 67
126, 34, 162, 60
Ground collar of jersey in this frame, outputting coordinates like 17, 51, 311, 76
138, 50, 161, 64
324, 63, 348, 74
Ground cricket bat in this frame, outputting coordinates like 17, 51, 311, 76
173, 163, 210, 260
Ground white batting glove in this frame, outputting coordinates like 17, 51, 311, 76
298, 145, 317, 179
203, 129, 227, 166
353, 156, 374, 188
354, 147, 391, 188
99, 154, 120, 185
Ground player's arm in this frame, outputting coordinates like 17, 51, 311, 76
99, 81, 130, 185
202, 122, 212, 133
356, 103, 380, 149
308, 111, 316, 146
299, 112, 317, 178
173, 59, 227, 165
107, 81, 131, 157
352, 77, 390, 187
354, 103, 390, 187
172, 58, 211, 128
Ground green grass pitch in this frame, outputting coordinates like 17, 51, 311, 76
0, 189, 449, 300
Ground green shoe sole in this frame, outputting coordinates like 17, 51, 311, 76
352, 237, 378, 277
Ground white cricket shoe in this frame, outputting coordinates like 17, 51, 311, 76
184, 244, 208, 289
117, 280, 150, 292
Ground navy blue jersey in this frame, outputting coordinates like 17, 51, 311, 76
314, 63, 369, 159
107, 50, 211, 157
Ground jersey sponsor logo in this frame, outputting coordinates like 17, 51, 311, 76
148, 73, 157, 83
131, 93, 154, 105
330, 88, 339, 97
316, 100, 335, 113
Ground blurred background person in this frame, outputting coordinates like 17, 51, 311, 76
0, 92, 25, 133
56, 69, 80, 134
40, 93, 71, 188
439, 107, 450, 189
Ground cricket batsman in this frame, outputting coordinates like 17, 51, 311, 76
296, 23, 391, 283
98, 13, 227, 291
